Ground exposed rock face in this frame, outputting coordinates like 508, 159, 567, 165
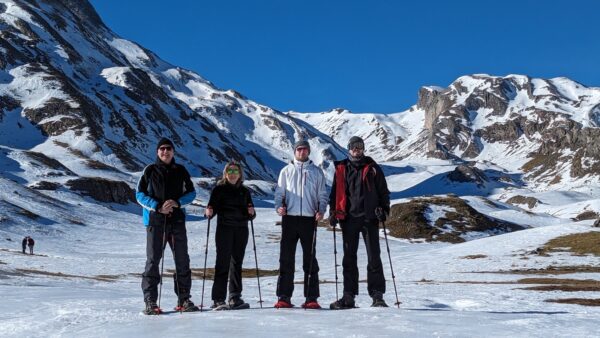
385, 196, 526, 243
447, 165, 488, 187
407, 74, 600, 185
29, 181, 61, 190
66, 177, 135, 204
0, 0, 345, 181
506, 195, 540, 209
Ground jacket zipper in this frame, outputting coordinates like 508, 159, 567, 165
300, 162, 304, 217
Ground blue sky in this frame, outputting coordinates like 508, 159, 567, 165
90, 0, 599, 114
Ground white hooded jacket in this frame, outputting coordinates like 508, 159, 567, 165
274, 159, 328, 217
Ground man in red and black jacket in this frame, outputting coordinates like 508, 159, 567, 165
329, 136, 390, 309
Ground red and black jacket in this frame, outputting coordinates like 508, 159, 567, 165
329, 156, 390, 221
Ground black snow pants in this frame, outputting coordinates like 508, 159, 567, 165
276, 215, 319, 300
340, 217, 386, 297
142, 219, 192, 302
211, 224, 249, 302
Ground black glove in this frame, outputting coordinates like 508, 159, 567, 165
248, 211, 256, 221
329, 214, 338, 227
375, 207, 387, 222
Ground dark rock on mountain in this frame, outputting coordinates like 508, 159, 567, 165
385, 196, 526, 243
506, 195, 540, 209
66, 177, 135, 204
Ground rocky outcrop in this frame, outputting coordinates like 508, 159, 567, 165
385, 196, 526, 243
506, 195, 540, 209
447, 165, 488, 187
29, 181, 61, 190
66, 177, 135, 204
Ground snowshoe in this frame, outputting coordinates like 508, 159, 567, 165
175, 298, 200, 312
229, 297, 250, 310
274, 297, 294, 309
143, 300, 162, 315
301, 299, 321, 309
211, 301, 227, 310
329, 294, 355, 310
371, 298, 389, 307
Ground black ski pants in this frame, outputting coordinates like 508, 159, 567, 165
340, 217, 386, 297
276, 215, 320, 300
212, 225, 249, 302
142, 220, 192, 302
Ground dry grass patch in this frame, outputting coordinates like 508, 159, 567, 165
385, 196, 524, 243
479, 265, 600, 275
15, 268, 121, 282
185, 267, 279, 279
545, 298, 600, 306
460, 254, 487, 259
517, 278, 600, 292
540, 231, 600, 256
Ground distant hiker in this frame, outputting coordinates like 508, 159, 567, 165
329, 136, 391, 309
136, 137, 199, 315
274, 140, 328, 309
22, 236, 28, 254
27, 237, 34, 255
205, 161, 256, 310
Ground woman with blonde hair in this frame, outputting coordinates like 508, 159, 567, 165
205, 161, 256, 310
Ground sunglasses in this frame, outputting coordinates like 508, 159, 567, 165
158, 146, 173, 151
295, 147, 309, 152
226, 168, 240, 174
350, 146, 364, 151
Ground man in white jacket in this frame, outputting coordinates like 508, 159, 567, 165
274, 140, 328, 309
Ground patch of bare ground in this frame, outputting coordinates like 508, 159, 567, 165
475, 265, 600, 275
180, 268, 279, 279
15, 268, 122, 282
539, 231, 600, 256
460, 254, 487, 259
545, 298, 600, 306
516, 278, 600, 292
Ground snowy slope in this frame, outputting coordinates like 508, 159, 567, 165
1, 176, 599, 337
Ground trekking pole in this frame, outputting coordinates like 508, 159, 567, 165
305, 219, 318, 310
376, 208, 401, 308
332, 222, 339, 301
158, 215, 168, 311
249, 218, 263, 308
200, 215, 211, 311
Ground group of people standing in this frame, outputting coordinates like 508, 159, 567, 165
136, 136, 390, 315
22, 236, 34, 255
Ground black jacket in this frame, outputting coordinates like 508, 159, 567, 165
208, 182, 255, 227
329, 156, 390, 221
136, 158, 196, 226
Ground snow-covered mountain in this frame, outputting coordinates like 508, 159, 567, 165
0, 0, 345, 184
296, 75, 600, 190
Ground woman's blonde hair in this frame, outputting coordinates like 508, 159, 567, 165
217, 160, 244, 187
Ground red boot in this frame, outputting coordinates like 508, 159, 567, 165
301, 300, 321, 309
274, 298, 294, 308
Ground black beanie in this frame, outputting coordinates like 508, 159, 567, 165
347, 136, 364, 150
156, 137, 174, 150
293, 140, 310, 153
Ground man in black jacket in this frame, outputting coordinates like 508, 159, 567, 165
136, 138, 198, 315
329, 136, 391, 309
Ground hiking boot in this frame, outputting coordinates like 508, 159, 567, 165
274, 297, 294, 308
176, 298, 200, 312
301, 298, 321, 309
143, 300, 161, 315
229, 296, 249, 309
329, 293, 355, 310
371, 291, 388, 307
371, 298, 389, 307
211, 300, 227, 309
